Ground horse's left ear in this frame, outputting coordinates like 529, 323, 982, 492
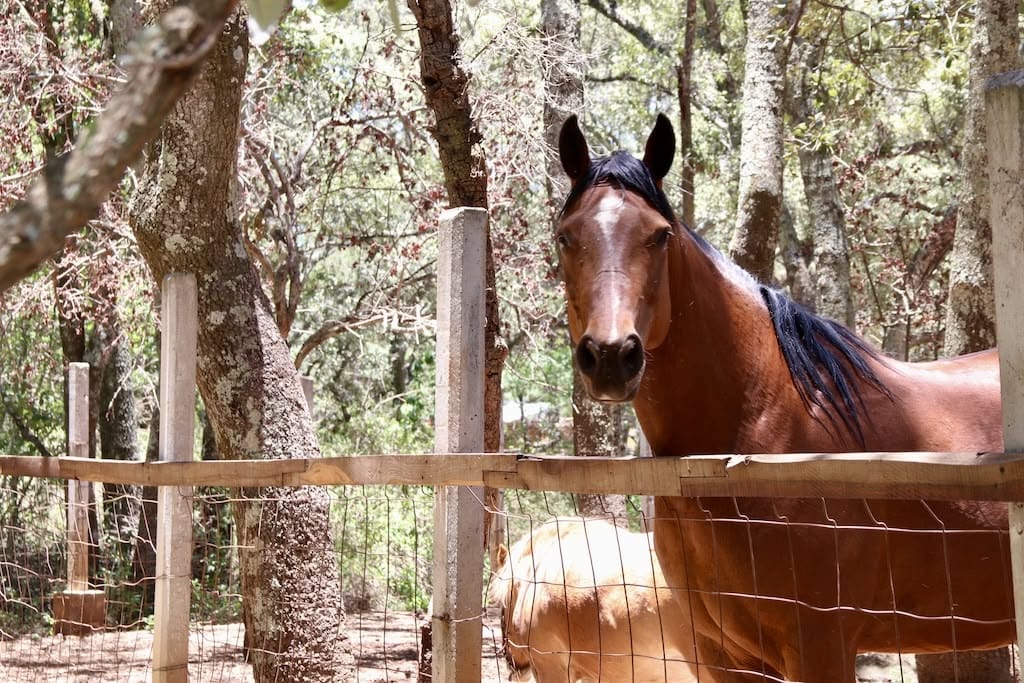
495, 544, 508, 568
643, 114, 675, 184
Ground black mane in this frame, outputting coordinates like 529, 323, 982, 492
561, 150, 891, 446
759, 287, 892, 446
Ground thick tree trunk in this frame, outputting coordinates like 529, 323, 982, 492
728, 0, 801, 282
777, 203, 814, 308
942, 0, 1020, 357
800, 144, 853, 326
129, 10, 351, 681
541, 0, 627, 523
409, 0, 508, 580
786, 40, 854, 326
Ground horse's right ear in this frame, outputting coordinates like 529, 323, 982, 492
643, 114, 675, 184
559, 115, 591, 183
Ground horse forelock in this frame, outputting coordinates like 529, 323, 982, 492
561, 152, 678, 227
759, 286, 893, 446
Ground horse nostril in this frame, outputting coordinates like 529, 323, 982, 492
576, 336, 600, 377
620, 334, 644, 379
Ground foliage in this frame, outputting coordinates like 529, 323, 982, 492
334, 485, 434, 612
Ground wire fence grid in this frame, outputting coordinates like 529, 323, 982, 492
0, 474, 647, 682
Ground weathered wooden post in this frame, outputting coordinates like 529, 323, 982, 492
52, 362, 105, 635
986, 69, 1024, 654
152, 273, 199, 683
432, 207, 487, 681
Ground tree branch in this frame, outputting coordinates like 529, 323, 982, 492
0, 0, 240, 293
585, 0, 672, 56
0, 381, 53, 458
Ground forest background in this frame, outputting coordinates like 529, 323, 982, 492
0, 0, 1020, 679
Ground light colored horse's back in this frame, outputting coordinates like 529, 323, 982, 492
489, 517, 696, 682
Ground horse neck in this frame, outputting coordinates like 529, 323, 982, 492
634, 233, 792, 456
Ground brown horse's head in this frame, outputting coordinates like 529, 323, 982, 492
556, 114, 677, 402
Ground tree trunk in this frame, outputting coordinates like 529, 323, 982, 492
786, 40, 854, 325
98, 322, 140, 571
408, 0, 508, 578
132, 389, 159, 620
541, 0, 628, 523
777, 203, 814, 308
675, 0, 697, 229
917, 649, 1015, 683
407, 0, 505, 430
571, 368, 627, 521
923, 0, 1020, 678
129, 9, 351, 681
728, 0, 801, 282
942, 0, 1020, 357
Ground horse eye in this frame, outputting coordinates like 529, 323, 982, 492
652, 228, 672, 247
555, 231, 571, 249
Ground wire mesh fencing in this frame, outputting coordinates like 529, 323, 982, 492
0, 476, 507, 682
1, 471, 1022, 682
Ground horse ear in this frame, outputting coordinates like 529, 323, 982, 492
643, 114, 675, 184
496, 544, 509, 568
559, 115, 591, 183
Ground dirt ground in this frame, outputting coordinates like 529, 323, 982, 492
0, 606, 934, 683
0, 612, 925, 683
0, 610, 511, 683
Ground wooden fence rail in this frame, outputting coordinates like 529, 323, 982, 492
4, 450, 1024, 501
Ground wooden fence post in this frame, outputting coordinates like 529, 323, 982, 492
432, 207, 487, 682
52, 362, 105, 635
152, 273, 199, 683
986, 69, 1024, 655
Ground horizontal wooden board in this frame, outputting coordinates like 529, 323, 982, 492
2, 451, 1024, 501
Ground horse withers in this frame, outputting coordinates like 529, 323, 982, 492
554, 114, 1013, 682
488, 517, 697, 682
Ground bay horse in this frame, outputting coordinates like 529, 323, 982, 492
488, 517, 697, 682
554, 114, 1014, 682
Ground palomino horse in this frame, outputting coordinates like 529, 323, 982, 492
554, 114, 1014, 682
488, 517, 697, 682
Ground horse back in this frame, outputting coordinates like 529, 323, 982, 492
493, 518, 697, 682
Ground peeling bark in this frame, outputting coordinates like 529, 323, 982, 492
129, 10, 351, 681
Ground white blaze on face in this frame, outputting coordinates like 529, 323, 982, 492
590, 192, 630, 342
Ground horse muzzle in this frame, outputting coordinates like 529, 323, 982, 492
575, 333, 645, 402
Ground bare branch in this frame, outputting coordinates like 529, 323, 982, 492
585, 0, 672, 56
0, 380, 53, 458
0, 0, 240, 293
